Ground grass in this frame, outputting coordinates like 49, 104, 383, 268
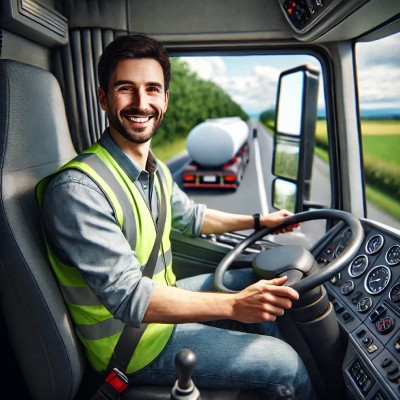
151, 137, 187, 162
362, 134, 400, 165
365, 185, 400, 221
315, 119, 400, 222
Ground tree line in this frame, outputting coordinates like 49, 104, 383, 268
151, 58, 248, 147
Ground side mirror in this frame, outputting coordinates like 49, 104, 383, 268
272, 178, 297, 213
272, 65, 320, 212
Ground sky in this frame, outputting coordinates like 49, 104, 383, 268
179, 32, 400, 117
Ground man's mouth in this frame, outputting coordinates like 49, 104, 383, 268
126, 116, 153, 123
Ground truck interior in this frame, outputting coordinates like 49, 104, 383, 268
0, 0, 400, 399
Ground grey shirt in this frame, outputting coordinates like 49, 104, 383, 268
42, 130, 206, 328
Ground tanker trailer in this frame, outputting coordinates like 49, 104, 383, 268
182, 117, 250, 189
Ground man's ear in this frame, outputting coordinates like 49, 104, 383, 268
163, 90, 170, 113
98, 87, 107, 111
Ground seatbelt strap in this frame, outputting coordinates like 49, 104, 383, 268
90, 168, 168, 400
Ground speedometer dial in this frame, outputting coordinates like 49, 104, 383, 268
365, 234, 384, 255
386, 245, 400, 266
364, 265, 391, 295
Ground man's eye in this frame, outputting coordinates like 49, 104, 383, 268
148, 87, 161, 93
119, 86, 132, 92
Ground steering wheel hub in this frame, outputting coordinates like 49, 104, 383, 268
253, 245, 317, 280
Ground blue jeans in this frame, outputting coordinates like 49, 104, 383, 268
130, 269, 317, 400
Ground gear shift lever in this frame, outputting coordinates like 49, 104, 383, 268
171, 348, 200, 399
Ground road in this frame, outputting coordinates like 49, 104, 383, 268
170, 122, 272, 216
168, 121, 399, 246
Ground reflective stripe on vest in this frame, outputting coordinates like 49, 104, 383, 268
36, 141, 175, 373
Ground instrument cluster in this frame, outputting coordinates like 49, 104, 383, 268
318, 221, 400, 399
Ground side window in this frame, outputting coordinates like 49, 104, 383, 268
153, 54, 329, 243
355, 33, 400, 229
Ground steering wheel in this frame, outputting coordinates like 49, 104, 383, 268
213, 209, 364, 294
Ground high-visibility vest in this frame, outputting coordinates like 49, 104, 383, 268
36, 141, 175, 374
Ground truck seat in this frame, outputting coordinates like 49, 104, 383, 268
0, 59, 242, 399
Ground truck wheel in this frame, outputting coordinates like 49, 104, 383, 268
236, 169, 243, 185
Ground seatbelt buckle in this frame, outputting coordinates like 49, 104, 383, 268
105, 368, 129, 393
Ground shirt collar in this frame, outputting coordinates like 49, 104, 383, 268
98, 129, 159, 182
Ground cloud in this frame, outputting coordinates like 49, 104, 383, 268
357, 33, 400, 69
180, 33, 400, 114
180, 57, 227, 80
181, 57, 281, 114
215, 65, 280, 113
356, 33, 400, 109
358, 65, 400, 109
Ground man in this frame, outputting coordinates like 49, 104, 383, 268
37, 34, 316, 399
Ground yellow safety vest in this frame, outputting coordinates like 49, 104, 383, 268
36, 141, 175, 374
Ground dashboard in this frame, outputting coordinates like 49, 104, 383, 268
319, 220, 400, 400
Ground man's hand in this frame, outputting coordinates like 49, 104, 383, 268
232, 276, 299, 323
260, 209, 300, 234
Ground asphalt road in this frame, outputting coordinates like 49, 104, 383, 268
170, 121, 271, 214
168, 121, 399, 246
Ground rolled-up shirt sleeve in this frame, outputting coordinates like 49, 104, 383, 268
42, 169, 154, 328
170, 182, 207, 237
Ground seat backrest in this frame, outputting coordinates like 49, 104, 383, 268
0, 60, 83, 400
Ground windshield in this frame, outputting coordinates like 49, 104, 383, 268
152, 53, 328, 245
355, 33, 400, 229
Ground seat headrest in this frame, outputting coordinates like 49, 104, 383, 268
0, 59, 76, 174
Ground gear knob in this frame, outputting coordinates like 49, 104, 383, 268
171, 348, 200, 399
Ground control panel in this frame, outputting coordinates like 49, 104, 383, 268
320, 223, 400, 399
278, 0, 339, 33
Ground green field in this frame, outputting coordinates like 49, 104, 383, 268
316, 119, 400, 222
362, 132, 400, 165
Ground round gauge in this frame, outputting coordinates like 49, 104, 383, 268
385, 245, 400, 266
341, 280, 354, 296
389, 283, 400, 303
335, 229, 352, 257
348, 255, 369, 278
365, 234, 384, 255
357, 297, 373, 314
364, 265, 391, 295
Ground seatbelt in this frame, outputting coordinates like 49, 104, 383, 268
90, 168, 168, 400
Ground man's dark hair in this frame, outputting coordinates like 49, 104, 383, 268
98, 34, 171, 93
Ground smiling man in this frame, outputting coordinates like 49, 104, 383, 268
37, 34, 316, 399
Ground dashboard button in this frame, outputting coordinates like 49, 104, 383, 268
362, 337, 373, 346
381, 357, 393, 368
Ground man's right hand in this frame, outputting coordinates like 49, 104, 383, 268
232, 276, 299, 323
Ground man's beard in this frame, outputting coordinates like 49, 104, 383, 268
108, 108, 163, 144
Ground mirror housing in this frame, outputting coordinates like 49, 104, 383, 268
272, 65, 320, 212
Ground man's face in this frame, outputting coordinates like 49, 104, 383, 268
99, 58, 169, 144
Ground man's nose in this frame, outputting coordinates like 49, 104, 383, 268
130, 89, 147, 109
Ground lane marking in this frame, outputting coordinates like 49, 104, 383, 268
253, 136, 269, 215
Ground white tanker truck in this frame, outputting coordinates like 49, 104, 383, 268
182, 117, 250, 190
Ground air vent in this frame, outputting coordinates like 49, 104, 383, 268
0, 0, 68, 46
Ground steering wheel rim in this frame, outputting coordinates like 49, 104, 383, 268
213, 209, 364, 294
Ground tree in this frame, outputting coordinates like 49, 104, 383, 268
152, 59, 248, 147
